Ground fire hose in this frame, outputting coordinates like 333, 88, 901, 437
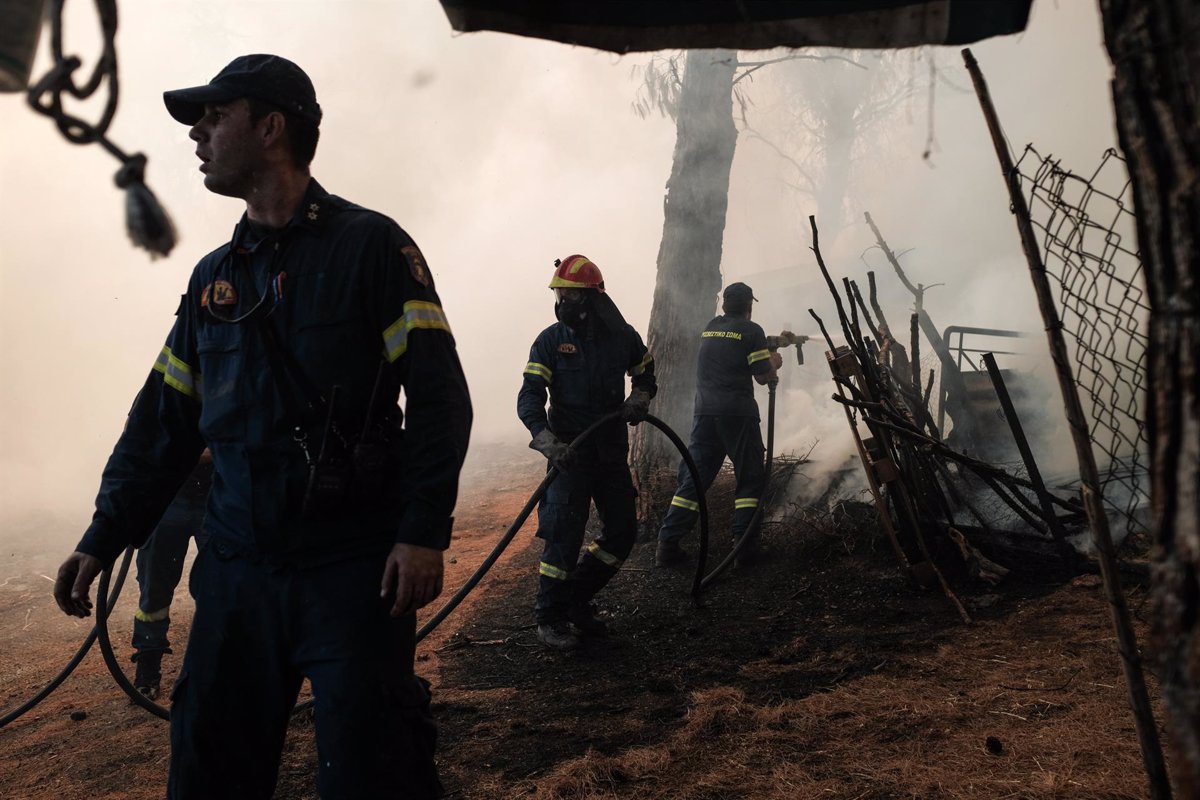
8, 411, 709, 723
4, 389, 789, 726
0, 548, 134, 728
3, 380, 792, 726
416, 411, 711, 641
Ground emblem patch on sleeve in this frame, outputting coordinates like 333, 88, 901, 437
200, 280, 238, 307
401, 245, 431, 288
558, 343, 578, 354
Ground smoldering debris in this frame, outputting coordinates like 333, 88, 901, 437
802, 201, 1150, 622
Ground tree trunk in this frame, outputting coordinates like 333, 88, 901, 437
1099, 1, 1200, 794
632, 50, 738, 497
817, 97, 854, 244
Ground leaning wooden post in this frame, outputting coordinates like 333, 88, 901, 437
963, 47, 1171, 799
981, 352, 1072, 550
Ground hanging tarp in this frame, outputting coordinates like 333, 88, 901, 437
438, 0, 1034, 53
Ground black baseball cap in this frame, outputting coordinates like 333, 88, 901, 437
722, 282, 757, 302
163, 54, 322, 126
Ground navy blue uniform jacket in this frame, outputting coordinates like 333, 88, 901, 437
517, 318, 655, 451
77, 180, 473, 565
694, 315, 771, 419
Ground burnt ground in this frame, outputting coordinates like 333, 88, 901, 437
0, 442, 1173, 799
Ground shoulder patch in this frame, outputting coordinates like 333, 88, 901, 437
401, 245, 431, 288
558, 343, 578, 354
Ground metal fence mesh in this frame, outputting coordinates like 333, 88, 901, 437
1014, 146, 1150, 537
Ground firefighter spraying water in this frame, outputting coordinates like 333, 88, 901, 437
656, 283, 808, 570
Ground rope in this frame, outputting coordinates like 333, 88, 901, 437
25, 0, 176, 257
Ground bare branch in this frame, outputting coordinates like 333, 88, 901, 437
732, 52, 867, 86
741, 128, 816, 193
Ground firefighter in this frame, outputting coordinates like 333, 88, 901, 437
129, 454, 213, 701
654, 282, 781, 567
517, 255, 656, 651
51, 54, 471, 798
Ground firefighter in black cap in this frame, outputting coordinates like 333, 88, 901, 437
517, 255, 656, 651
52, 54, 471, 799
655, 282, 781, 567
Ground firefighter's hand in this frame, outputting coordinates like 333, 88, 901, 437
54, 551, 104, 618
621, 389, 651, 425
529, 429, 574, 471
769, 352, 784, 370
381, 543, 444, 617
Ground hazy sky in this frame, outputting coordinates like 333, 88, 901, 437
0, 1, 1118, 536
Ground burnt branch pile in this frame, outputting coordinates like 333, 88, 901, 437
805, 215, 1088, 622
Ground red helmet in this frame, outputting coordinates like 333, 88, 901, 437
549, 254, 605, 293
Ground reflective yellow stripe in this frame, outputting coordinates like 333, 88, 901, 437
524, 362, 553, 384
549, 275, 590, 290
383, 300, 453, 362
586, 542, 622, 568
734, 497, 760, 509
383, 319, 407, 361
152, 346, 201, 401
628, 352, 653, 377
539, 562, 569, 580
747, 349, 771, 365
134, 606, 170, 623
670, 495, 700, 512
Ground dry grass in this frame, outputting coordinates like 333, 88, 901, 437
502, 585, 1157, 800
430, 456, 1165, 800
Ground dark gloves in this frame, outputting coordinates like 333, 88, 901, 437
621, 389, 652, 425
529, 429, 573, 471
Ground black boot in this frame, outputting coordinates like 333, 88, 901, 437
734, 534, 766, 568
536, 621, 580, 651
132, 649, 165, 701
655, 539, 688, 567
568, 603, 608, 636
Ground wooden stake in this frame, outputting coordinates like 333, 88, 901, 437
963, 47, 1171, 800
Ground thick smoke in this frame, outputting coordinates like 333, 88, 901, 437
0, 1, 1118, 548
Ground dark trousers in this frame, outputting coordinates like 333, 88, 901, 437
133, 461, 212, 656
657, 415, 766, 544
132, 492, 205, 655
534, 455, 637, 624
167, 542, 441, 800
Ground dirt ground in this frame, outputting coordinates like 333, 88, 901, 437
0, 442, 1173, 799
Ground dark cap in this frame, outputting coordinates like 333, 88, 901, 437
722, 282, 757, 302
163, 54, 322, 126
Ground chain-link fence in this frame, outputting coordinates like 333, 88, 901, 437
1014, 146, 1149, 537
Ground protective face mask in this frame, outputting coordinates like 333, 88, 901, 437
555, 300, 589, 329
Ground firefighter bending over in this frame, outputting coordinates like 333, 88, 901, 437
655, 282, 781, 568
517, 255, 656, 651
